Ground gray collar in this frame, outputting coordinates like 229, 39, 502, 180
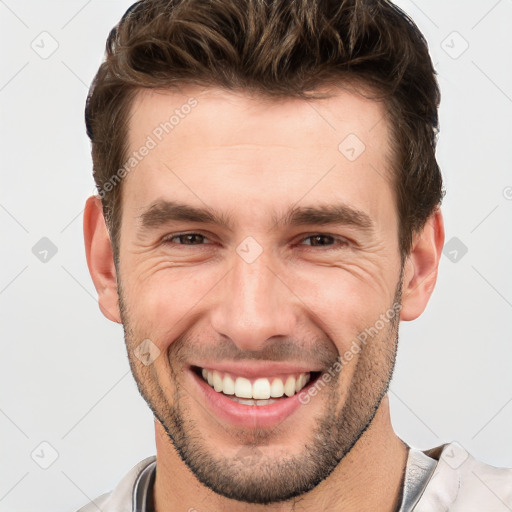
397, 447, 438, 512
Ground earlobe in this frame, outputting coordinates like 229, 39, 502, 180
83, 195, 122, 323
400, 209, 445, 321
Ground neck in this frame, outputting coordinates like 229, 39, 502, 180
153, 395, 408, 512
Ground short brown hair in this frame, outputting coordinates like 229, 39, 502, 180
85, 0, 443, 265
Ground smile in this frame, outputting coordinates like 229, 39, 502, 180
197, 367, 316, 404
189, 365, 322, 427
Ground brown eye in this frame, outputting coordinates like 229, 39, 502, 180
163, 233, 210, 245
304, 235, 335, 246
301, 234, 348, 248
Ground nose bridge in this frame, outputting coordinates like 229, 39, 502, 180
210, 244, 295, 350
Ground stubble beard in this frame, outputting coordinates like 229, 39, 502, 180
118, 276, 402, 505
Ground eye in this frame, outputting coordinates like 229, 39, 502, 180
161, 232, 349, 249
299, 234, 349, 249
162, 232, 211, 245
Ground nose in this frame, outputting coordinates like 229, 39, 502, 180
209, 246, 297, 352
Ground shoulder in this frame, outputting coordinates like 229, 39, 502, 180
75, 456, 157, 512
415, 442, 512, 512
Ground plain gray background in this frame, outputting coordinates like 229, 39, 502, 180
1, 1, 511, 510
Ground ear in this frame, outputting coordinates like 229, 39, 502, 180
400, 208, 445, 321
83, 195, 122, 323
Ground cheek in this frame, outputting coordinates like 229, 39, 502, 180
124, 262, 223, 344
287, 264, 394, 349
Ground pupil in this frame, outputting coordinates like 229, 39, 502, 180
313, 235, 330, 246
184, 234, 201, 244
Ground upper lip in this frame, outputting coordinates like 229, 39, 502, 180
191, 362, 322, 379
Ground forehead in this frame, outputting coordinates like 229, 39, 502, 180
123, 85, 394, 227
127, 85, 389, 154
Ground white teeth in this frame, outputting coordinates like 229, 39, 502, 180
222, 374, 235, 395
270, 378, 284, 398
200, 368, 311, 400
231, 397, 255, 406
253, 378, 271, 399
229, 396, 280, 406
295, 374, 306, 393
234, 377, 253, 399
284, 376, 296, 397
212, 371, 223, 392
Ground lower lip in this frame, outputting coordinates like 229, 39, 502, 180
189, 368, 316, 429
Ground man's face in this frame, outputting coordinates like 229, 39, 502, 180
116, 86, 403, 503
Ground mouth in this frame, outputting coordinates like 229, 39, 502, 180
192, 366, 322, 405
189, 365, 322, 428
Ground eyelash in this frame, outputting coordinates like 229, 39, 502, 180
161, 232, 350, 250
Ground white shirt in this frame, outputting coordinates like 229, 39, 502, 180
76, 442, 512, 511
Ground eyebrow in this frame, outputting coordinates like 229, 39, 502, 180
277, 204, 373, 231
137, 200, 235, 232
136, 199, 374, 233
